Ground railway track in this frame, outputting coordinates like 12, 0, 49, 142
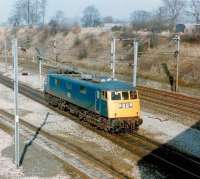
0, 111, 90, 178
0, 73, 200, 178
0, 109, 127, 179
117, 133, 200, 178
138, 86, 200, 119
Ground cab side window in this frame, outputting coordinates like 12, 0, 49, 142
130, 91, 137, 99
111, 92, 121, 100
122, 92, 129, 100
101, 91, 107, 100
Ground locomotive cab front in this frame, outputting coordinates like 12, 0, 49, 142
99, 89, 142, 132
107, 90, 141, 120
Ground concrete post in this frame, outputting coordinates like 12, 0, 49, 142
112, 38, 116, 79
175, 35, 180, 92
133, 40, 138, 88
39, 57, 42, 89
4, 40, 7, 73
12, 38, 20, 168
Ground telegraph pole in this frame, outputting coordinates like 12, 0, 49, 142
53, 39, 57, 65
133, 40, 138, 88
39, 58, 42, 80
174, 35, 180, 92
111, 38, 116, 79
12, 39, 20, 168
4, 40, 7, 73
110, 39, 113, 77
27, 0, 30, 25
39, 56, 42, 89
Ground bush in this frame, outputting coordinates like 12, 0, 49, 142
182, 33, 200, 43
10, 27, 19, 36
84, 33, 95, 41
149, 33, 159, 48
78, 46, 87, 59
84, 33, 99, 48
24, 36, 32, 49
48, 20, 70, 35
63, 30, 69, 36
138, 43, 145, 53
119, 29, 137, 39
88, 34, 97, 46
73, 36, 81, 46
111, 26, 123, 32
71, 26, 81, 34
48, 20, 59, 35
39, 27, 49, 42
118, 28, 139, 48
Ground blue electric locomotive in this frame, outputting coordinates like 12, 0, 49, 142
44, 72, 142, 132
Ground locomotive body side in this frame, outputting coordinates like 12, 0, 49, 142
45, 74, 108, 116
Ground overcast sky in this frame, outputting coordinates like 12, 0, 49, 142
0, 0, 162, 23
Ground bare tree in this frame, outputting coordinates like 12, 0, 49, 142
9, 0, 23, 26
188, 0, 200, 24
9, 0, 47, 26
130, 10, 152, 30
40, 0, 47, 25
162, 0, 185, 27
48, 10, 70, 34
81, 6, 101, 27
151, 7, 169, 30
30, 0, 41, 25
27, 0, 30, 25
55, 10, 65, 24
10, 0, 32, 25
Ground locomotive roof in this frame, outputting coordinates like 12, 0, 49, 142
49, 74, 135, 91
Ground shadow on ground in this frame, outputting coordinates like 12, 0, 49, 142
137, 121, 200, 179
1, 112, 68, 178
20, 112, 50, 165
